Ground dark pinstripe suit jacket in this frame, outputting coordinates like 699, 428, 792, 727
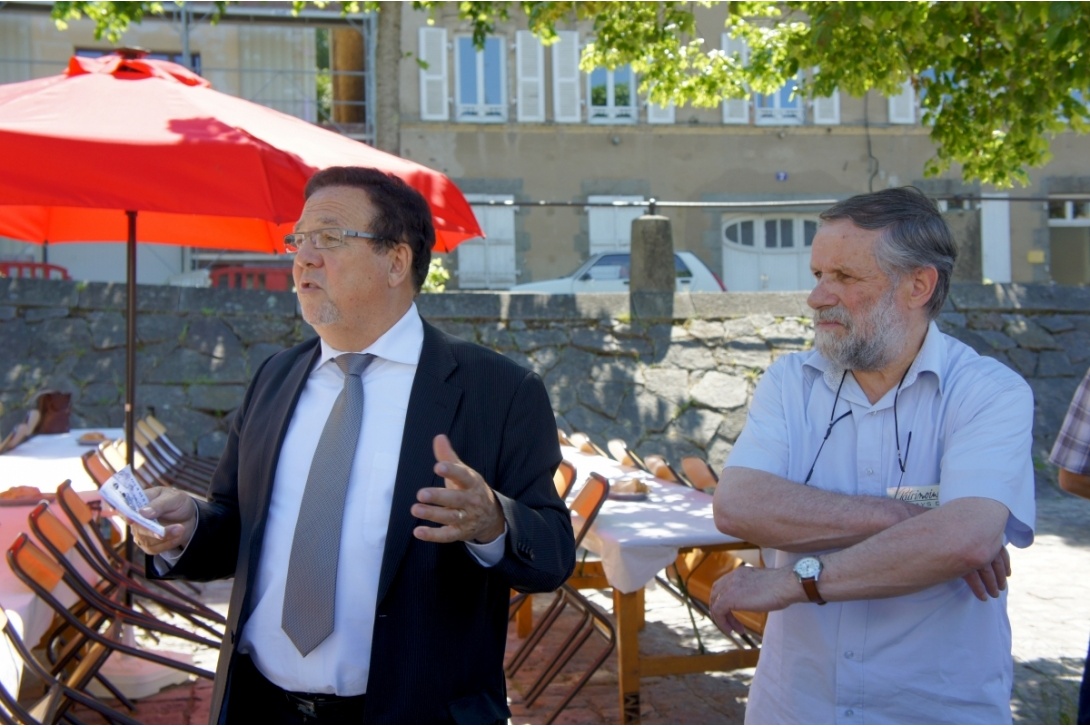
155, 320, 576, 724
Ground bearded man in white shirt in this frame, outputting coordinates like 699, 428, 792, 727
711, 186, 1035, 724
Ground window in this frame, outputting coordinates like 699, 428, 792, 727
457, 195, 517, 288
1049, 198, 1090, 226
587, 65, 637, 123
755, 77, 803, 125
455, 35, 506, 122
888, 80, 916, 124
587, 195, 645, 253
721, 33, 750, 124
722, 214, 820, 292
723, 216, 817, 250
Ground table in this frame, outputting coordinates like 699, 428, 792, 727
560, 447, 761, 724
0, 428, 123, 494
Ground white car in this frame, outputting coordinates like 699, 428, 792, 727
509, 251, 726, 293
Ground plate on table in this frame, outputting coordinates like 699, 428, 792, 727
77, 432, 109, 446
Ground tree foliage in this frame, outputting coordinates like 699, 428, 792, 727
48, 1, 1090, 187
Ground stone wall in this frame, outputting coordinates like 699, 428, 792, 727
2, 277, 1088, 489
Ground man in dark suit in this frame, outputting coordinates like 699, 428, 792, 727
133, 166, 575, 724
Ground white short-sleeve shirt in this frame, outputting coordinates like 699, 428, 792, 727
727, 322, 1035, 724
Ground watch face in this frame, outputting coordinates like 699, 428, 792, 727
795, 557, 822, 579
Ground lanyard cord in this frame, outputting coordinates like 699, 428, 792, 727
804, 370, 851, 485
804, 366, 914, 487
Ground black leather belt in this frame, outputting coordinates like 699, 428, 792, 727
281, 690, 367, 721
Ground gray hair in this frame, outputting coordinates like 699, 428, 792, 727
820, 187, 958, 320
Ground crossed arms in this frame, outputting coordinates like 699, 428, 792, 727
708, 468, 1010, 633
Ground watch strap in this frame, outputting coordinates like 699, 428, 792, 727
800, 577, 827, 605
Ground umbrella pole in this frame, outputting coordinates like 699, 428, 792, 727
125, 210, 137, 611
125, 210, 137, 469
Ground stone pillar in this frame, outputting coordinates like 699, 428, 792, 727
629, 215, 675, 321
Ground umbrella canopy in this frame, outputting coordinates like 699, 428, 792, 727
0, 53, 482, 252
0, 51, 483, 464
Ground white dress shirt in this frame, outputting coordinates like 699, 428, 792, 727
238, 304, 503, 695
727, 322, 1035, 724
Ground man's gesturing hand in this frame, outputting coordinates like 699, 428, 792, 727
412, 434, 506, 544
132, 487, 198, 555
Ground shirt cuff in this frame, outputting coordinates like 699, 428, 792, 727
464, 524, 508, 567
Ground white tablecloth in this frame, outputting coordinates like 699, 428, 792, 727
0, 428, 123, 494
561, 447, 746, 593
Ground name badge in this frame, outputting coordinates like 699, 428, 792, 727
887, 483, 941, 509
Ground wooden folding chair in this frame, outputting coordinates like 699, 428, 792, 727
132, 427, 211, 497
142, 415, 218, 473
7, 534, 217, 687
81, 447, 115, 487
658, 546, 766, 652
569, 432, 609, 458
54, 480, 209, 608
506, 473, 614, 723
553, 459, 577, 501
643, 453, 690, 486
28, 501, 224, 641
0, 605, 137, 724
681, 455, 720, 493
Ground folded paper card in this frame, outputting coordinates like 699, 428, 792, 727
99, 466, 166, 537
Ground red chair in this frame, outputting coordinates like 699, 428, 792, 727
0, 261, 70, 280
208, 265, 292, 291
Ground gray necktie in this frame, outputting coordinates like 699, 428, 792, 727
282, 352, 375, 656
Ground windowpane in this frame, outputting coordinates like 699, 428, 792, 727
765, 219, 778, 248
1075, 201, 1090, 219
804, 220, 817, 247
1049, 201, 1068, 220
590, 68, 608, 108
724, 223, 739, 245
483, 38, 503, 106
457, 37, 478, 106
614, 65, 632, 107
740, 221, 754, 246
780, 219, 794, 248
674, 256, 693, 278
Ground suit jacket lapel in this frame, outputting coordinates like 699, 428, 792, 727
376, 322, 461, 606
240, 342, 321, 611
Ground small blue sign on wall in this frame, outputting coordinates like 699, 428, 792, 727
775, 171, 789, 182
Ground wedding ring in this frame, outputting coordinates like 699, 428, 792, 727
457, 509, 466, 521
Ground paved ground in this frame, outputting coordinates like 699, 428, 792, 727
66, 479, 1090, 724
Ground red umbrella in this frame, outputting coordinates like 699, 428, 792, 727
0, 51, 484, 460
0, 52, 481, 252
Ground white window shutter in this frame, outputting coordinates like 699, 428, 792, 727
888, 79, 916, 124
552, 30, 581, 123
516, 31, 545, 122
418, 27, 449, 121
721, 32, 749, 124
462, 196, 518, 288
812, 91, 840, 125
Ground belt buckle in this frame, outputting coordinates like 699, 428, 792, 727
289, 694, 319, 720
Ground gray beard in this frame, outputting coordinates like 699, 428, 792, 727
814, 288, 905, 371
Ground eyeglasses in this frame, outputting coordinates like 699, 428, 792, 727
803, 368, 913, 498
283, 228, 385, 253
